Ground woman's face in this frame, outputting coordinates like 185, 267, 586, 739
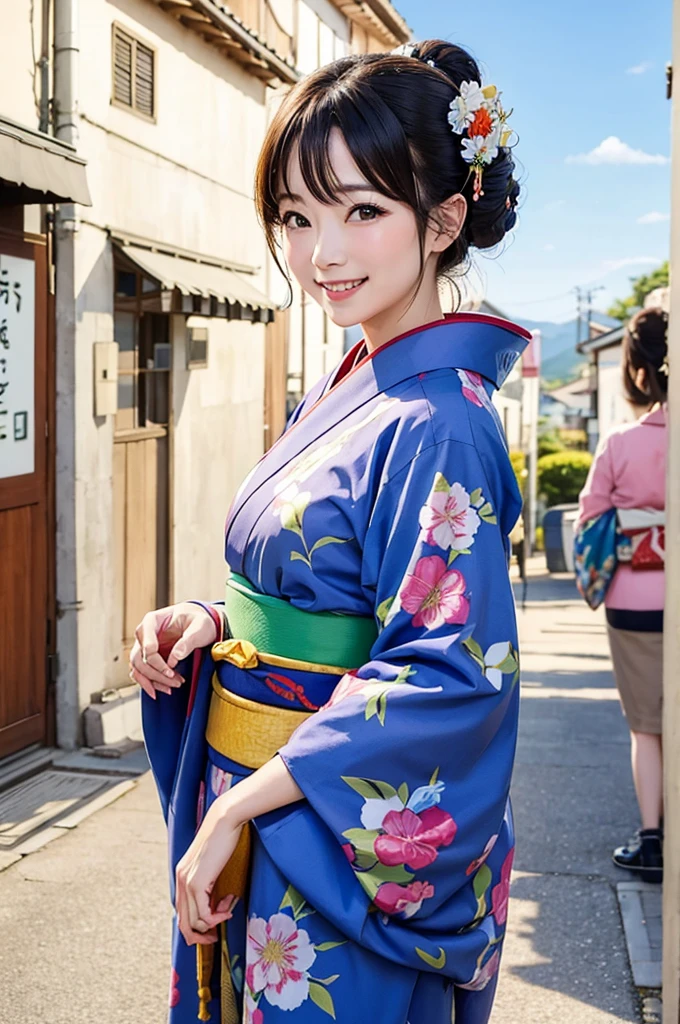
278, 130, 452, 336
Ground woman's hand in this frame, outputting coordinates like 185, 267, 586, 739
175, 796, 243, 946
129, 602, 219, 699
174, 757, 304, 945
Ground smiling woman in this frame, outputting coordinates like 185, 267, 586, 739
137, 36, 530, 1024
255, 42, 519, 348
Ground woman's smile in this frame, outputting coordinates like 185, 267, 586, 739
316, 277, 369, 301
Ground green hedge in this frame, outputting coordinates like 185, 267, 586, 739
509, 450, 527, 500
537, 451, 593, 507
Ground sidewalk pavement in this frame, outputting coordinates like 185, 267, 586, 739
495, 560, 658, 1024
0, 560, 657, 1023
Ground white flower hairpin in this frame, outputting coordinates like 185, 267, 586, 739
447, 82, 513, 201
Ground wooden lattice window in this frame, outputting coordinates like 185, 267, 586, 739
112, 24, 156, 120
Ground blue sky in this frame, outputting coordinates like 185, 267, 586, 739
393, 0, 672, 323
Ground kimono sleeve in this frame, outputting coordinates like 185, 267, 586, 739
255, 438, 520, 982
577, 434, 616, 529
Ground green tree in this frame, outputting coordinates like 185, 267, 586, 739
607, 261, 669, 322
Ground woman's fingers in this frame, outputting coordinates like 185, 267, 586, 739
136, 614, 177, 681
167, 616, 213, 670
214, 894, 239, 920
176, 867, 219, 946
130, 648, 184, 689
129, 664, 159, 699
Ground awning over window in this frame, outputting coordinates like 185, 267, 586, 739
0, 116, 91, 206
112, 235, 277, 323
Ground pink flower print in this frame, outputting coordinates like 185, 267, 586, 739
245, 988, 264, 1024
460, 949, 501, 991
491, 848, 515, 926
400, 556, 470, 630
321, 671, 366, 710
246, 912, 316, 1010
168, 968, 180, 1008
465, 834, 499, 876
419, 481, 481, 552
374, 879, 435, 919
458, 369, 488, 408
210, 765, 233, 798
374, 807, 457, 870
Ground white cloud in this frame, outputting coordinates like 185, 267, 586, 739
637, 211, 670, 224
542, 244, 556, 252
566, 136, 669, 166
601, 257, 662, 272
627, 61, 653, 75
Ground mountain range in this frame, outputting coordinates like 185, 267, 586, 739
518, 315, 620, 385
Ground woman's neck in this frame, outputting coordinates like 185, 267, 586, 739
360, 281, 444, 353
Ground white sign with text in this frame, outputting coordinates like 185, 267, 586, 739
0, 254, 35, 479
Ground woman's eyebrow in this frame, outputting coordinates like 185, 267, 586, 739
276, 183, 376, 203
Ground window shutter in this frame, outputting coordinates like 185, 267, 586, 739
113, 29, 133, 107
135, 42, 155, 117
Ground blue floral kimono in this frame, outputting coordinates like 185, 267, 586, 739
144, 313, 530, 1024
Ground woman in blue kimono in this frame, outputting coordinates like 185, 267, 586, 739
132, 40, 529, 1024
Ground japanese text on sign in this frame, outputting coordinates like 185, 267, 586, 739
0, 254, 35, 479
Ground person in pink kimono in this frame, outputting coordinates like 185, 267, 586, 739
577, 307, 668, 883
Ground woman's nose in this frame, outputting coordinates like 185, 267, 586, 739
311, 228, 347, 270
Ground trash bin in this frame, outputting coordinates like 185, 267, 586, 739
543, 504, 579, 573
561, 507, 579, 573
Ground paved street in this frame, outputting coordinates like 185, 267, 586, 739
0, 562, 643, 1023
495, 564, 640, 1023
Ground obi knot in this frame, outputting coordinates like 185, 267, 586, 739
212, 638, 259, 669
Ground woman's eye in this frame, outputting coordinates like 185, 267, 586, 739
281, 212, 310, 230
349, 204, 386, 222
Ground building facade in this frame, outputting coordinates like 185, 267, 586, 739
0, 1, 91, 761
0, 0, 410, 757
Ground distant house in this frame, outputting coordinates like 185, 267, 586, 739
577, 290, 669, 449
540, 370, 591, 431
577, 324, 632, 448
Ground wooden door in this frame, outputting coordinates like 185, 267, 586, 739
264, 310, 289, 450
112, 297, 170, 679
0, 232, 51, 759
113, 427, 169, 664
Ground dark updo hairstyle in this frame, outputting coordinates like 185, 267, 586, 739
255, 40, 520, 283
622, 307, 669, 407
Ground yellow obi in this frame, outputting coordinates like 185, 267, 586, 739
206, 673, 315, 770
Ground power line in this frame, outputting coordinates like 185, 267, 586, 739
509, 289, 574, 307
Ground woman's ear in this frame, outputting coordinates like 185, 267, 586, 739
635, 366, 647, 392
430, 194, 467, 253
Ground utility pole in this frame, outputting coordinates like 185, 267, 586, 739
585, 286, 605, 341
573, 286, 584, 346
663, 5, 680, 1020
574, 285, 605, 345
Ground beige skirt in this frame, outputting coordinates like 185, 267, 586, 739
607, 625, 663, 734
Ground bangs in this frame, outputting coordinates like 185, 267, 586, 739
258, 59, 423, 228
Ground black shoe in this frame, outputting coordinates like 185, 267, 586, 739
613, 828, 663, 884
